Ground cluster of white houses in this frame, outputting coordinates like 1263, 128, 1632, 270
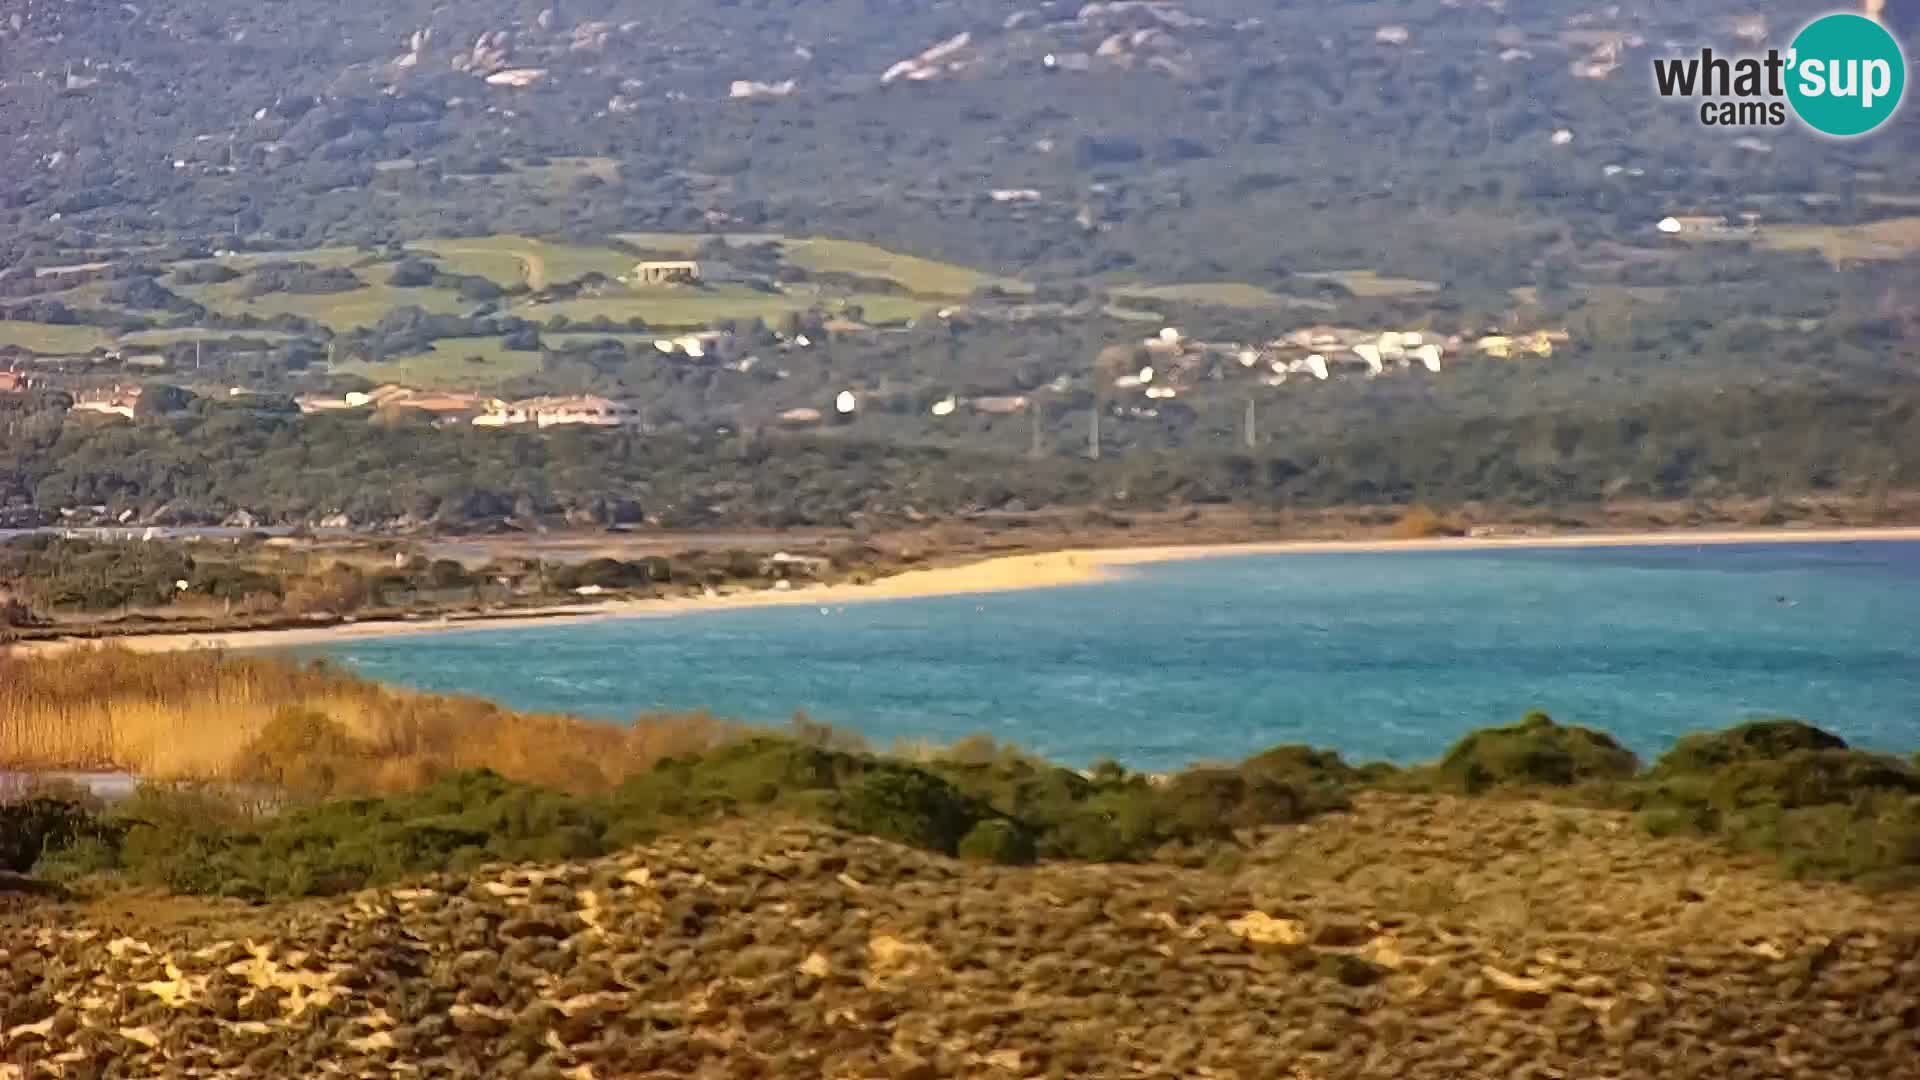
296, 385, 640, 427
1105, 322, 1570, 397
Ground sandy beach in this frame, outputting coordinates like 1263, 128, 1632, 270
14, 524, 1920, 656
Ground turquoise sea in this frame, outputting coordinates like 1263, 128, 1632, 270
304, 542, 1920, 771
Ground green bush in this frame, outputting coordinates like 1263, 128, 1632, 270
1626, 718, 1920, 887
1044, 786, 1172, 861
0, 798, 114, 874
1652, 719, 1849, 777
1160, 768, 1300, 832
833, 766, 985, 854
929, 754, 1096, 825
1701, 750, 1920, 811
107, 770, 610, 900
1236, 744, 1358, 816
1435, 712, 1640, 794
957, 819, 1037, 865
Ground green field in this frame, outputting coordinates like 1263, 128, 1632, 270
180, 281, 471, 331
0, 321, 114, 354
529, 288, 815, 329
613, 232, 1015, 297
211, 247, 382, 271
346, 336, 545, 388
1113, 282, 1332, 310
1298, 270, 1441, 298
409, 236, 638, 290
1511, 283, 1674, 309
1748, 216, 1920, 264
529, 284, 930, 330
783, 237, 1002, 297
20, 232, 1003, 352
1102, 304, 1167, 323
613, 231, 783, 254
542, 331, 652, 348
118, 327, 296, 347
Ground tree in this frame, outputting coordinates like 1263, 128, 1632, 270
133, 384, 194, 418
387, 259, 436, 287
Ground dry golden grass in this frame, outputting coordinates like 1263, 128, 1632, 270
1748, 216, 1920, 264
1679, 215, 1920, 265
1388, 505, 1460, 539
0, 647, 733, 795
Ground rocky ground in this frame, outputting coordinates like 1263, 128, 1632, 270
4, 792, 1919, 1079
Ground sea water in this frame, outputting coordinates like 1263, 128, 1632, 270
302, 542, 1920, 771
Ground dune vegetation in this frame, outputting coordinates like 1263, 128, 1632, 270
3, 651, 1919, 902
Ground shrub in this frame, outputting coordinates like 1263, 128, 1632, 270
1651, 719, 1849, 777
929, 754, 1094, 824
833, 766, 984, 854
387, 259, 437, 288
420, 559, 470, 589
1238, 744, 1359, 815
116, 770, 611, 900
233, 707, 380, 797
1389, 504, 1461, 539
1701, 750, 1920, 811
1159, 768, 1298, 833
1436, 712, 1640, 794
0, 798, 111, 874
172, 263, 241, 286
1627, 719, 1920, 887
957, 819, 1037, 865
1044, 787, 1169, 861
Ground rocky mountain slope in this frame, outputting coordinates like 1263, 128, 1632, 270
6, 793, 1918, 1078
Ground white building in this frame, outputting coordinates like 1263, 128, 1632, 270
474, 395, 640, 428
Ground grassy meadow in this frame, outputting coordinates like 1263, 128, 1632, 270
0, 320, 114, 353
178, 280, 471, 330
0, 231, 1004, 357
614, 232, 1018, 297
347, 336, 547, 388
1748, 215, 1920, 265
1113, 282, 1327, 310
783, 237, 1001, 296
407, 235, 638, 290
208, 247, 379, 270
1297, 270, 1442, 298
117, 327, 297, 347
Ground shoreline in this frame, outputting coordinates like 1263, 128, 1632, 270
13, 524, 1920, 656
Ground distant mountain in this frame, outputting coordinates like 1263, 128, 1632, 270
3, 0, 1908, 285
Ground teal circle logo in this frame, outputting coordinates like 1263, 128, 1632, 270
1787, 13, 1906, 137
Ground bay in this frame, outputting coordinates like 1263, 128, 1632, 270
302, 541, 1920, 771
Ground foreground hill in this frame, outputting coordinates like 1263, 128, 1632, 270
7, 794, 1919, 1078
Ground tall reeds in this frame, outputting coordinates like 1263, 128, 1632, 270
0, 646, 733, 795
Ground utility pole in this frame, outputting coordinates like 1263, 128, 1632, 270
1088, 404, 1101, 461
1243, 398, 1256, 449
195, 338, 203, 373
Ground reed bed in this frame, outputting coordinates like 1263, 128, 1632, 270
0, 646, 733, 795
